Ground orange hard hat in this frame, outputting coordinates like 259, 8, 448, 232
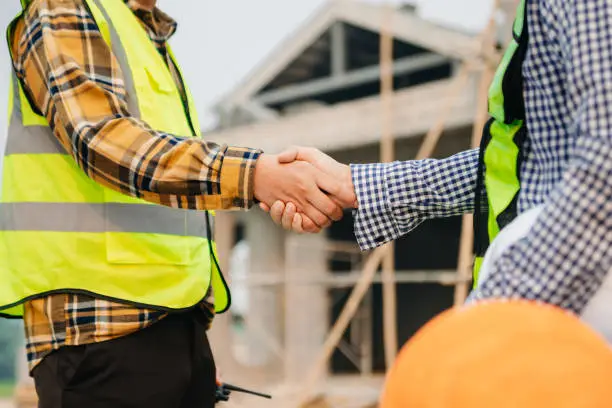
380, 300, 612, 408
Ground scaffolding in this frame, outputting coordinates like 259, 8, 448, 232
212, 2, 517, 407
201, 3, 518, 408
295, 1, 507, 406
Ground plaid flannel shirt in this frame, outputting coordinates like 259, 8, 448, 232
9, 0, 261, 372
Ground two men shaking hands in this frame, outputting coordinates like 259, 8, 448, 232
254, 147, 356, 233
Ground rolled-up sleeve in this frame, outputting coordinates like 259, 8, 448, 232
10, 0, 261, 211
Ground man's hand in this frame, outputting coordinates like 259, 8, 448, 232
259, 147, 357, 233
253, 153, 353, 230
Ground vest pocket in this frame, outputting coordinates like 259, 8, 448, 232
135, 66, 193, 136
105, 231, 191, 266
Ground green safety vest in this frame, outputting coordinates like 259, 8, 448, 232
472, 0, 529, 285
0, 0, 231, 317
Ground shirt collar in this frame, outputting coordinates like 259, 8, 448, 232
125, 0, 177, 43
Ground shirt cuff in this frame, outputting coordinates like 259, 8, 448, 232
351, 163, 401, 251
219, 147, 262, 210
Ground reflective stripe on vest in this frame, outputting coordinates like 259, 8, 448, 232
0, 202, 208, 235
472, 0, 528, 285
0, 0, 230, 317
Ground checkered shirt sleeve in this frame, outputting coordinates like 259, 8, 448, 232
351, 148, 481, 251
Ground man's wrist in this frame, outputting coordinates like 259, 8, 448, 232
252, 153, 273, 205
342, 164, 357, 208
220, 147, 263, 209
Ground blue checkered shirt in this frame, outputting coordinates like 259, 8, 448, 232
351, 0, 612, 315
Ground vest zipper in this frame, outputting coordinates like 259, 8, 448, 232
165, 50, 198, 138
165, 50, 230, 313
473, 118, 494, 257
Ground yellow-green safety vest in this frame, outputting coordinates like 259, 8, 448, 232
472, 0, 528, 285
0, 0, 231, 317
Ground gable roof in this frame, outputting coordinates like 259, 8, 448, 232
214, 0, 481, 111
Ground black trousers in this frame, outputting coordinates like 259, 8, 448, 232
33, 311, 217, 408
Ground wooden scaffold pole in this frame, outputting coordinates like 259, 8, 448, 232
379, 1, 398, 370
297, 247, 387, 407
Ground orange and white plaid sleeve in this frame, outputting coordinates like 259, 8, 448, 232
10, 0, 261, 210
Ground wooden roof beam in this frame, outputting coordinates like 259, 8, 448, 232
208, 78, 477, 153
214, 1, 480, 111
331, 22, 347, 76
255, 53, 450, 106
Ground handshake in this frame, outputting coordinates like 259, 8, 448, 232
253, 147, 357, 233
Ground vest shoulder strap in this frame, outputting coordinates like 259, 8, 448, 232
84, 0, 111, 46
488, 0, 529, 124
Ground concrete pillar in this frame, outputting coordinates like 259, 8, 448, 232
283, 233, 329, 384
207, 211, 281, 388
243, 210, 285, 372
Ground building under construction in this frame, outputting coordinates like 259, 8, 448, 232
13, 1, 518, 407
202, 1, 516, 407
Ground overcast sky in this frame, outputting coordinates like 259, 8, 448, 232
0, 0, 491, 135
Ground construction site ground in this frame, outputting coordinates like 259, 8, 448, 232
2, 375, 384, 408
230, 375, 385, 408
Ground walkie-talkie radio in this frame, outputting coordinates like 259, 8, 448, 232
215, 382, 272, 403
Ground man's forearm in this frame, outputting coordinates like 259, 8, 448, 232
352, 148, 481, 250
12, 1, 261, 211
